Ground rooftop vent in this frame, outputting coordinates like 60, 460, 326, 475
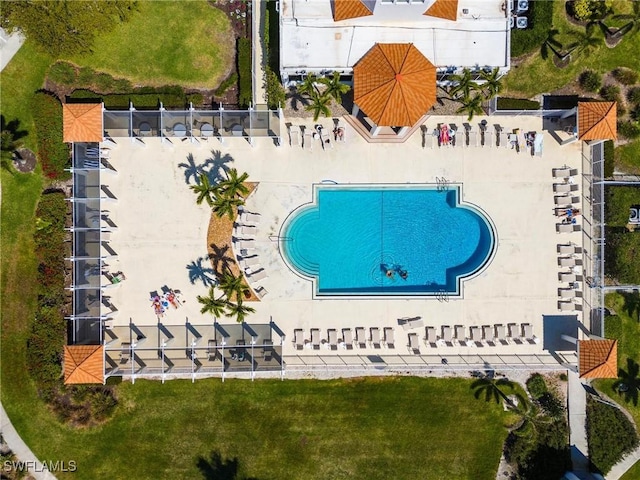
516, 16, 528, 29
517, 0, 529, 13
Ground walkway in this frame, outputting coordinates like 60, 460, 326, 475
607, 447, 640, 479
568, 371, 590, 478
252, 0, 267, 104
0, 402, 57, 480
0, 27, 25, 72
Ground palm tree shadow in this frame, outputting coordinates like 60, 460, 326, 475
286, 86, 310, 112
178, 153, 209, 185
621, 291, 640, 319
196, 451, 260, 480
186, 257, 217, 287
1, 115, 29, 142
209, 243, 235, 275
614, 357, 640, 406
204, 149, 233, 185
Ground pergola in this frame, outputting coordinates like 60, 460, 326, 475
577, 339, 618, 379
352, 43, 436, 137
577, 101, 617, 141
64, 345, 105, 384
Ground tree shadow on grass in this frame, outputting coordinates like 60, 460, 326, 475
196, 451, 261, 480
614, 357, 640, 406
186, 257, 217, 287
620, 290, 640, 320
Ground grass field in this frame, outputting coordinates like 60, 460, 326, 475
10, 377, 512, 480
68, 0, 234, 88
503, 2, 640, 97
615, 140, 640, 174
621, 459, 640, 479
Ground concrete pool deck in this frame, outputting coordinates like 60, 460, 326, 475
104, 114, 584, 368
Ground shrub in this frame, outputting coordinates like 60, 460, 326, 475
511, 0, 554, 57
538, 392, 565, 418
603, 140, 614, 178
628, 87, 640, 105
526, 374, 548, 399
186, 92, 204, 106
214, 73, 238, 97
559, 373, 568, 381
77, 66, 96, 86
31, 92, 70, 179
48, 61, 77, 85
580, 70, 602, 92
587, 397, 639, 474
237, 38, 252, 107
600, 84, 621, 102
571, 0, 612, 21
70, 86, 191, 109
618, 120, 640, 140
631, 105, 640, 122
613, 68, 639, 86
265, 67, 285, 109
496, 97, 541, 110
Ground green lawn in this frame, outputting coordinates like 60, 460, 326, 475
10, 377, 512, 480
594, 293, 640, 427
503, 2, 640, 97
621, 459, 640, 480
616, 140, 640, 175
68, 0, 234, 88
605, 186, 640, 226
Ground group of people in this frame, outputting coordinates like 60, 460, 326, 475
561, 208, 581, 225
435, 124, 456, 146
383, 264, 409, 280
150, 290, 181, 317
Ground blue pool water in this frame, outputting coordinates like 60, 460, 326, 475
280, 185, 496, 296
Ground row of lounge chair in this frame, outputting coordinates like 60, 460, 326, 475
556, 242, 583, 311
293, 327, 396, 350
233, 211, 268, 297
288, 121, 346, 151
423, 124, 535, 151
553, 168, 581, 234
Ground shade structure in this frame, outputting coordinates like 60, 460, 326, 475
64, 345, 104, 384
578, 339, 617, 379
63, 102, 103, 143
577, 101, 617, 141
353, 43, 436, 127
424, 0, 459, 20
332, 0, 374, 21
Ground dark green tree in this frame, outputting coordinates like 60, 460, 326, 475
190, 172, 219, 207
456, 94, 485, 121
225, 299, 256, 324
318, 71, 351, 103
197, 287, 229, 317
305, 89, 332, 122
219, 168, 249, 200
449, 68, 479, 101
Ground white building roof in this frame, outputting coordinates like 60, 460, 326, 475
280, 0, 510, 75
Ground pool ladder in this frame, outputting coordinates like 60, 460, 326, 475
436, 290, 450, 303
435, 177, 450, 192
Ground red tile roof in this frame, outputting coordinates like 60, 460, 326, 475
333, 0, 374, 21
578, 339, 618, 379
63, 102, 103, 143
424, 0, 459, 20
64, 345, 104, 384
578, 101, 617, 141
353, 44, 436, 127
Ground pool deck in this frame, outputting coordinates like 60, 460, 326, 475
103, 114, 584, 372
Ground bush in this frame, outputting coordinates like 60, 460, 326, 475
628, 87, 640, 105
605, 230, 640, 284
70, 86, 192, 109
186, 92, 204, 106
600, 84, 621, 102
631, 105, 640, 122
511, 0, 554, 57
587, 397, 639, 474
214, 73, 238, 97
604, 140, 614, 178
571, 0, 612, 21
77, 66, 96, 86
31, 92, 70, 179
618, 120, 640, 140
538, 392, 565, 418
580, 70, 602, 92
526, 374, 548, 399
496, 97, 541, 110
237, 38, 252, 107
613, 68, 639, 86
48, 61, 77, 85
265, 67, 285, 109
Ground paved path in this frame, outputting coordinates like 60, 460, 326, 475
607, 450, 640, 480
252, 0, 267, 105
0, 27, 25, 72
0, 402, 57, 480
568, 371, 590, 476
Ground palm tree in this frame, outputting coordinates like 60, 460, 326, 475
613, 358, 640, 406
296, 73, 319, 97
197, 287, 229, 317
218, 270, 247, 302
219, 168, 249, 200
190, 172, 220, 207
510, 400, 553, 438
318, 71, 351, 103
471, 374, 522, 408
456, 94, 485, 121
225, 299, 256, 323
305, 89, 332, 122
479, 67, 503, 99
448, 68, 479, 101
568, 24, 602, 59
212, 194, 243, 220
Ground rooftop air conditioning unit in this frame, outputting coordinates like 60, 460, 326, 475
517, 0, 529, 13
509, 16, 515, 29
516, 16, 528, 29
630, 207, 640, 224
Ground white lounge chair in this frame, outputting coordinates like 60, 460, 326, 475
441, 325, 452, 344
293, 329, 304, 350
454, 325, 466, 345
235, 240, 256, 249
355, 327, 366, 348
482, 325, 493, 343
554, 195, 579, 206
370, 327, 381, 348
255, 286, 268, 299
425, 326, 437, 345
557, 244, 578, 254
556, 223, 581, 233
559, 288, 576, 299
240, 212, 261, 225
558, 301, 576, 311
469, 326, 481, 345
335, 120, 346, 143
558, 272, 577, 282
507, 323, 521, 343
554, 183, 579, 193
303, 132, 313, 151
311, 328, 320, 350
318, 126, 333, 149
495, 324, 506, 343
328, 329, 338, 350
383, 327, 395, 348
522, 323, 533, 339
342, 328, 354, 349
239, 256, 260, 269
240, 225, 257, 236
467, 129, 478, 147
558, 256, 576, 267
247, 269, 268, 282
497, 129, 508, 148
408, 332, 419, 353
289, 125, 300, 147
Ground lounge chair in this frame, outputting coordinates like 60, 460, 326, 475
556, 223, 581, 233
328, 329, 338, 350
497, 129, 508, 148
495, 324, 506, 344
370, 327, 381, 349
425, 326, 437, 345
255, 286, 268, 299
383, 327, 395, 349
467, 129, 478, 147
482, 129, 493, 147
450, 125, 460, 147
558, 272, 577, 282
522, 323, 533, 339
318, 126, 333, 149
554, 195, 579, 206
240, 225, 257, 236
557, 243, 578, 254
558, 300, 576, 311
240, 212, 261, 225
293, 329, 304, 350
355, 327, 366, 348
342, 328, 354, 350
482, 325, 493, 344
469, 326, 481, 346
552, 167, 572, 178
235, 239, 256, 249
558, 256, 576, 267
335, 120, 346, 143
239, 256, 261, 269
311, 328, 320, 350
408, 332, 419, 353
507, 323, 521, 343
454, 325, 466, 345
289, 125, 300, 147
303, 131, 313, 151
120, 342, 131, 363
247, 269, 268, 282
553, 183, 579, 193
559, 288, 576, 299
441, 325, 452, 345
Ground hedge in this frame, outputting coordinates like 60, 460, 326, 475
587, 397, 639, 474
511, 0, 554, 57
237, 37, 252, 107
214, 73, 238, 97
31, 92, 70, 179
70, 87, 203, 110
603, 140, 614, 178
496, 97, 541, 110
526, 374, 548, 399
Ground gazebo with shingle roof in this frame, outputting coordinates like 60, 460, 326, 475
352, 43, 436, 135
63, 345, 104, 384
578, 339, 618, 379
63, 102, 103, 143
577, 101, 617, 141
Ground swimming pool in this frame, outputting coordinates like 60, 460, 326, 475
280, 185, 496, 297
